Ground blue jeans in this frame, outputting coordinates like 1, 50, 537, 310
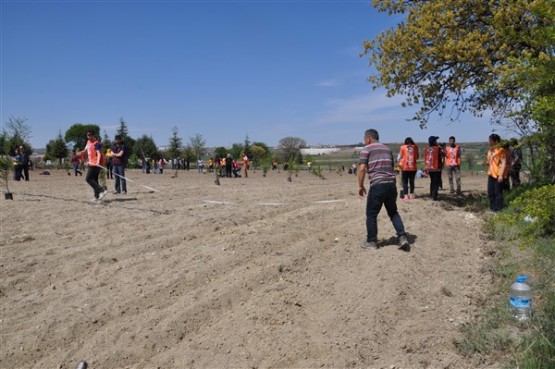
366, 182, 406, 242
113, 165, 127, 193
487, 176, 504, 212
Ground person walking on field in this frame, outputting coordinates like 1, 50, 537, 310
242, 153, 249, 178
358, 129, 410, 252
424, 136, 443, 201
105, 149, 114, 179
445, 136, 462, 194
20, 146, 30, 181
71, 149, 83, 176
398, 137, 419, 201
111, 135, 127, 194
484, 134, 508, 213
77, 130, 108, 203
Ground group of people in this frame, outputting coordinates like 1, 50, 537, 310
397, 135, 463, 202
140, 157, 168, 174
357, 129, 523, 253
206, 154, 250, 178
12, 146, 31, 181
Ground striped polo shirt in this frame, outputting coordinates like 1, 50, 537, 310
359, 142, 396, 186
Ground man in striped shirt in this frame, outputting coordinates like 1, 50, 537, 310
358, 129, 410, 252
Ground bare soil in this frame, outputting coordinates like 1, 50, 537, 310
1, 168, 499, 369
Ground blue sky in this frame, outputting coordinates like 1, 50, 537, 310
2, 0, 498, 149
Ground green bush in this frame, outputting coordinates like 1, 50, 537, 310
496, 185, 555, 244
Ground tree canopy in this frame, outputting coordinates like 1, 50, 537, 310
2, 116, 33, 155
167, 127, 183, 159
189, 133, 206, 160
45, 132, 68, 167
364, 0, 552, 124
364, 0, 555, 181
278, 136, 306, 163
65, 124, 100, 151
134, 135, 158, 159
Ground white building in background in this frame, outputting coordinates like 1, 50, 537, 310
300, 147, 340, 156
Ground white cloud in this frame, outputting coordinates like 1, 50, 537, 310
315, 91, 407, 125
314, 79, 340, 87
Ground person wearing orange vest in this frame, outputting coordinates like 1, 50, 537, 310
424, 136, 444, 201
484, 134, 508, 213
77, 130, 108, 203
242, 153, 249, 178
398, 137, 419, 200
445, 136, 462, 194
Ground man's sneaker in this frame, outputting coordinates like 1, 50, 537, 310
90, 198, 100, 203
98, 190, 108, 200
398, 235, 411, 252
113, 191, 120, 194
361, 241, 379, 250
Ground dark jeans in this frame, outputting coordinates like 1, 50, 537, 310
488, 176, 504, 212
13, 165, 23, 181
73, 164, 82, 176
366, 182, 406, 242
113, 165, 127, 193
86, 166, 104, 198
509, 168, 521, 189
22, 165, 29, 181
401, 171, 416, 195
429, 171, 441, 200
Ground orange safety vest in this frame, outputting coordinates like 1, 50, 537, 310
445, 145, 461, 166
424, 146, 441, 171
399, 144, 419, 171
487, 147, 509, 179
85, 140, 102, 167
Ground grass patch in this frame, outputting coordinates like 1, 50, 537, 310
456, 184, 555, 368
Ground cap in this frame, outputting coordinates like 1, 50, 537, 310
428, 136, 439, 144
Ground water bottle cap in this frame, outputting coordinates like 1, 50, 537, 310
516, 275, 528, 283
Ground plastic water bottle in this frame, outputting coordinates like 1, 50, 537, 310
509, 275, 532, 321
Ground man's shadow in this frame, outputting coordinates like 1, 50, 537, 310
377, 233, 418, 247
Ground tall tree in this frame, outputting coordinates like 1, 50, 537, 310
498, 1, 555, 182
229, 143, 244, 160
0, 131, 7, 156
4, 116, 32, 143
189, 133, 206, 159
278, 136, 306, 163
243, 135, 252, 158
102, 130, 113, 151
134, 135, 158, 159
363, 0, 551, 125
65, 124, 100, 151
214, 147, 228, 159
3, 116, 33, 155
363, 0, 555, 181
45, 132, 68, 168
167, 126, 182, 160
116, 117, 129, 139
250, 144, 270, 167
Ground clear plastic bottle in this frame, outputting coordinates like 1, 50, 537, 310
509, 275, 532, 321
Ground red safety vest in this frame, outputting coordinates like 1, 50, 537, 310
424, 146, 441, 171
399, 144, 419, 171
445, 145, 461, 166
